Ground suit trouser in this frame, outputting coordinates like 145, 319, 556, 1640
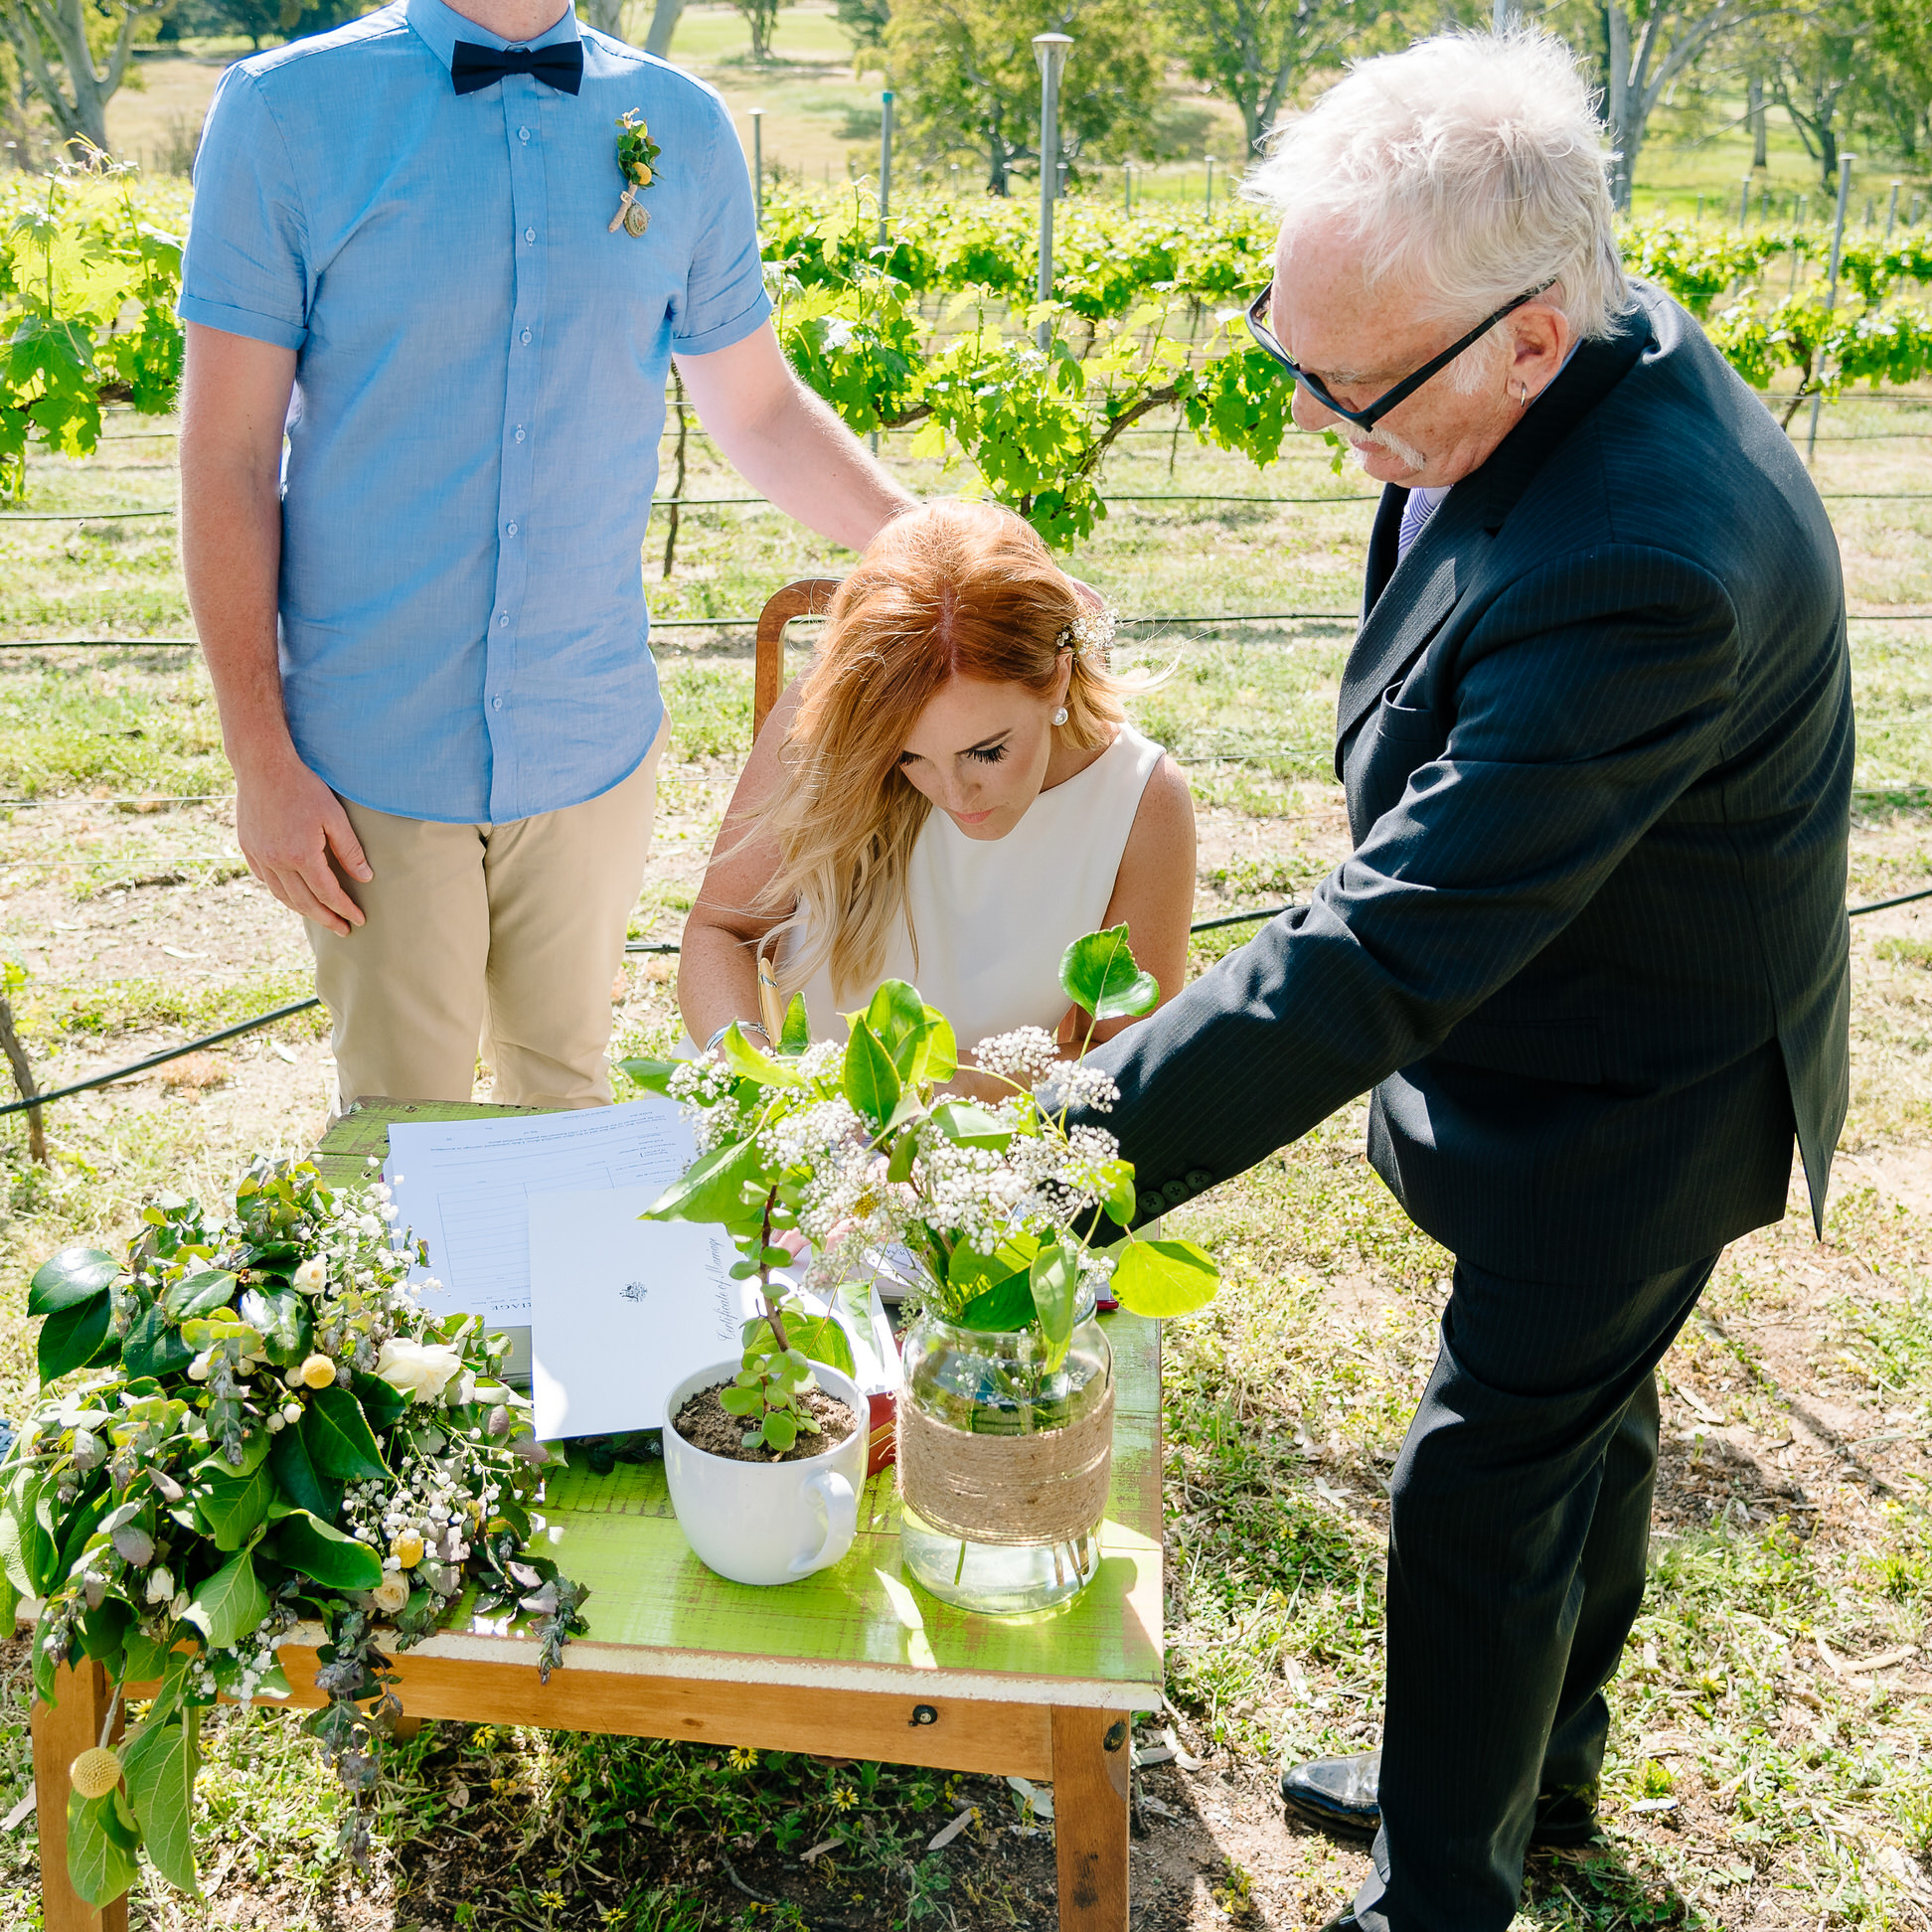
304, 723, 667, 1114
1350, 1246, 1721, 1932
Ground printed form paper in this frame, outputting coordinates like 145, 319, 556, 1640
384, 1097, 698, 1325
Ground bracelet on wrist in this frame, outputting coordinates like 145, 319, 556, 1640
705, 1020, 770, 1055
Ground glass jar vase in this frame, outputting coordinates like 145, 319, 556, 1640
896, 1295, 1114, 1617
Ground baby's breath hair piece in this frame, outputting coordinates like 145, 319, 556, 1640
1056, 606, 1117, 668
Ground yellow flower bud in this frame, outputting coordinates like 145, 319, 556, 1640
630, 163, 653, 187
393, 1532, 425, 1568
299, 1355, 337, 1390
70, 1747, 122, 1799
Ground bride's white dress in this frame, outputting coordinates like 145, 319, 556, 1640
783, 722, 1165, 1047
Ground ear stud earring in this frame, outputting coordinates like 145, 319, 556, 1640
1052, 706, 1069, 726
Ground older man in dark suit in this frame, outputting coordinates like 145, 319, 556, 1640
1076, 29, 1852, 1932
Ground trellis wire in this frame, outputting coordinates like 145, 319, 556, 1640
5, 880, 1925, 1122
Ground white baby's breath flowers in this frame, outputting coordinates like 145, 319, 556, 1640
972, 1027, 1061, 1088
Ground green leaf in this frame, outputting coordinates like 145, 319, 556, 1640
57, 1485, 113, 1586
929, 1099, 1013, 1150
182, 1548, 269, 1651
1095, 1158, 1138, 1227
238, 1286, 311, 1368
1029, 1243, 1081, 1373
78, 1597, 134, 1674
780, 992, 811, 1055
28, 1245, 116, 1316
350, 1370, 407, 1433
1058, 923, 1160, 1022
299, 1385, 392, 1483
760, 1410, 798, 1453
1109, 1238, 1221, 1319
194, 1427, 271, 1480
269, 1510, 384, 1591
957, 1272, 1038, 1333
863, 979, 926, 1063
949, 1229, 1040, 1296
122, 1626, 175, 1685
38, 1291, 113, 1385
720, 1385, 761, 1416
66, 1790, 141, 1909
917, 1008, 958, 1083
122, 1302, 193, 1380
886, 1128, 918, 1185
0, 1567, 16, 1642
644, 1136, 769, 1232
121, 1713, 200, 1896
842, 1019, 901, 1128
268, 1421, 344, 1523
162, 1269, 237, 1321
722, 1022, 801, 1088
2, 1470, 56, 1596
195, 1458, 275, 1552
783, 1307, 856, 1378
615, 1056, 681, 1097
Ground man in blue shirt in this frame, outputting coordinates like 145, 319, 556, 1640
179, 0, 912, 1110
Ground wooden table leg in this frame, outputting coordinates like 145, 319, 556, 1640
32, 1656, 127, 1932
1051, 1706, 1130, 1932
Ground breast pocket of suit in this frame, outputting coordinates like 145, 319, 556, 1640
1375, 684, 1443, 745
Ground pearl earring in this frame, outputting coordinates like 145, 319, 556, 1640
1052, 706, 1069, 727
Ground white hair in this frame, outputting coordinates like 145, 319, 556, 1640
1245, 28, 1630, 345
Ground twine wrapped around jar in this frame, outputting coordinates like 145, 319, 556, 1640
896, 1380, 1115, 1546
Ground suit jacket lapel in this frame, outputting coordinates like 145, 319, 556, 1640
1332, 303, 1658, 761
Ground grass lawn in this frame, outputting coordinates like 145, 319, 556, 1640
0, 363, 1927, 1929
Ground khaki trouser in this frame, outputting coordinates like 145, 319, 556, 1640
305, 723, 667, 1112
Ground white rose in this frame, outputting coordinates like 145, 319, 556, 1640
293, 1256, 328, 1295
371, 1574, 411, 1614
375, 1338, 464, 1404
144, 1566, 174, 1605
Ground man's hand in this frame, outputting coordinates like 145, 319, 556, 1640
236, 751, 372, 935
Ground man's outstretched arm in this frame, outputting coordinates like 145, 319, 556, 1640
675, 324, 915, 556
180, 322, 371, 936
1079, 549, 1744, 1201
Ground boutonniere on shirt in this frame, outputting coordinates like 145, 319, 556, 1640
609, 110, 661, 238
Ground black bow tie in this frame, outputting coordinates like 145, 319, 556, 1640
449, 38, 583, 95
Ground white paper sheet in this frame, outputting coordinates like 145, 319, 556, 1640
384, 1096, 697, 1325
528, 1187, 764, 1441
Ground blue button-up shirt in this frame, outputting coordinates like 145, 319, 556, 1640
181, 0, 770, 822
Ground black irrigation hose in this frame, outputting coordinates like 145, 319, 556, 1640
14, 877, 1928, 1124
0, 997, 321, 1119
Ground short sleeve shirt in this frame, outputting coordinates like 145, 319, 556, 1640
180, 0, 772, 822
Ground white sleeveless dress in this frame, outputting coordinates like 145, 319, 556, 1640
784, 723, 1165, 1049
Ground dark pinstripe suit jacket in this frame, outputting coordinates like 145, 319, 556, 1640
1086, 283, 1853, 1285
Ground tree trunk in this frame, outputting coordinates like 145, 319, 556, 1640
1604, 2, 1632, 210
989, 133, 1008, 196
1819, 119, 1838, 193
1748, 72, 1767, 169
580, 0, 623, 36
643, 0, 683, 56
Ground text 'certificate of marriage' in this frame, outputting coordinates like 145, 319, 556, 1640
384, 1098, 697, 1325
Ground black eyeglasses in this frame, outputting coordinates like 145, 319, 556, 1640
1244, 279, 1553, 431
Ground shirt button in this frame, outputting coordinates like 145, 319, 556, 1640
519, 126, 530, 141
520, 328, 532, 345
514, 427, 526, 442
505, 522, 518, 536
492, 696, 504, 711
498, 613, 509, 627
524, 227, 536, 242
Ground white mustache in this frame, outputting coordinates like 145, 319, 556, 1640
1341, 421, 1428, 473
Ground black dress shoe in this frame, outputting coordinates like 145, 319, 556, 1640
1280, 1750, 1599, 1848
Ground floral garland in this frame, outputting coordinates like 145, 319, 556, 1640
1, 1158, 586, 1905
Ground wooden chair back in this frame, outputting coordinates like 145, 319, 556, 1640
752, 577, 842, 739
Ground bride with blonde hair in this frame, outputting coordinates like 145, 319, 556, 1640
679, 499, 1195, 1074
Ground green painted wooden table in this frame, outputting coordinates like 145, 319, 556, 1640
33, 1099, 1164, 1932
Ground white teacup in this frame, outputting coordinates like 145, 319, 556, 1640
663, 1360, 869, 1587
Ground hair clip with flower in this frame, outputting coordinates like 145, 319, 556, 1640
1056, 605, 1117, 668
